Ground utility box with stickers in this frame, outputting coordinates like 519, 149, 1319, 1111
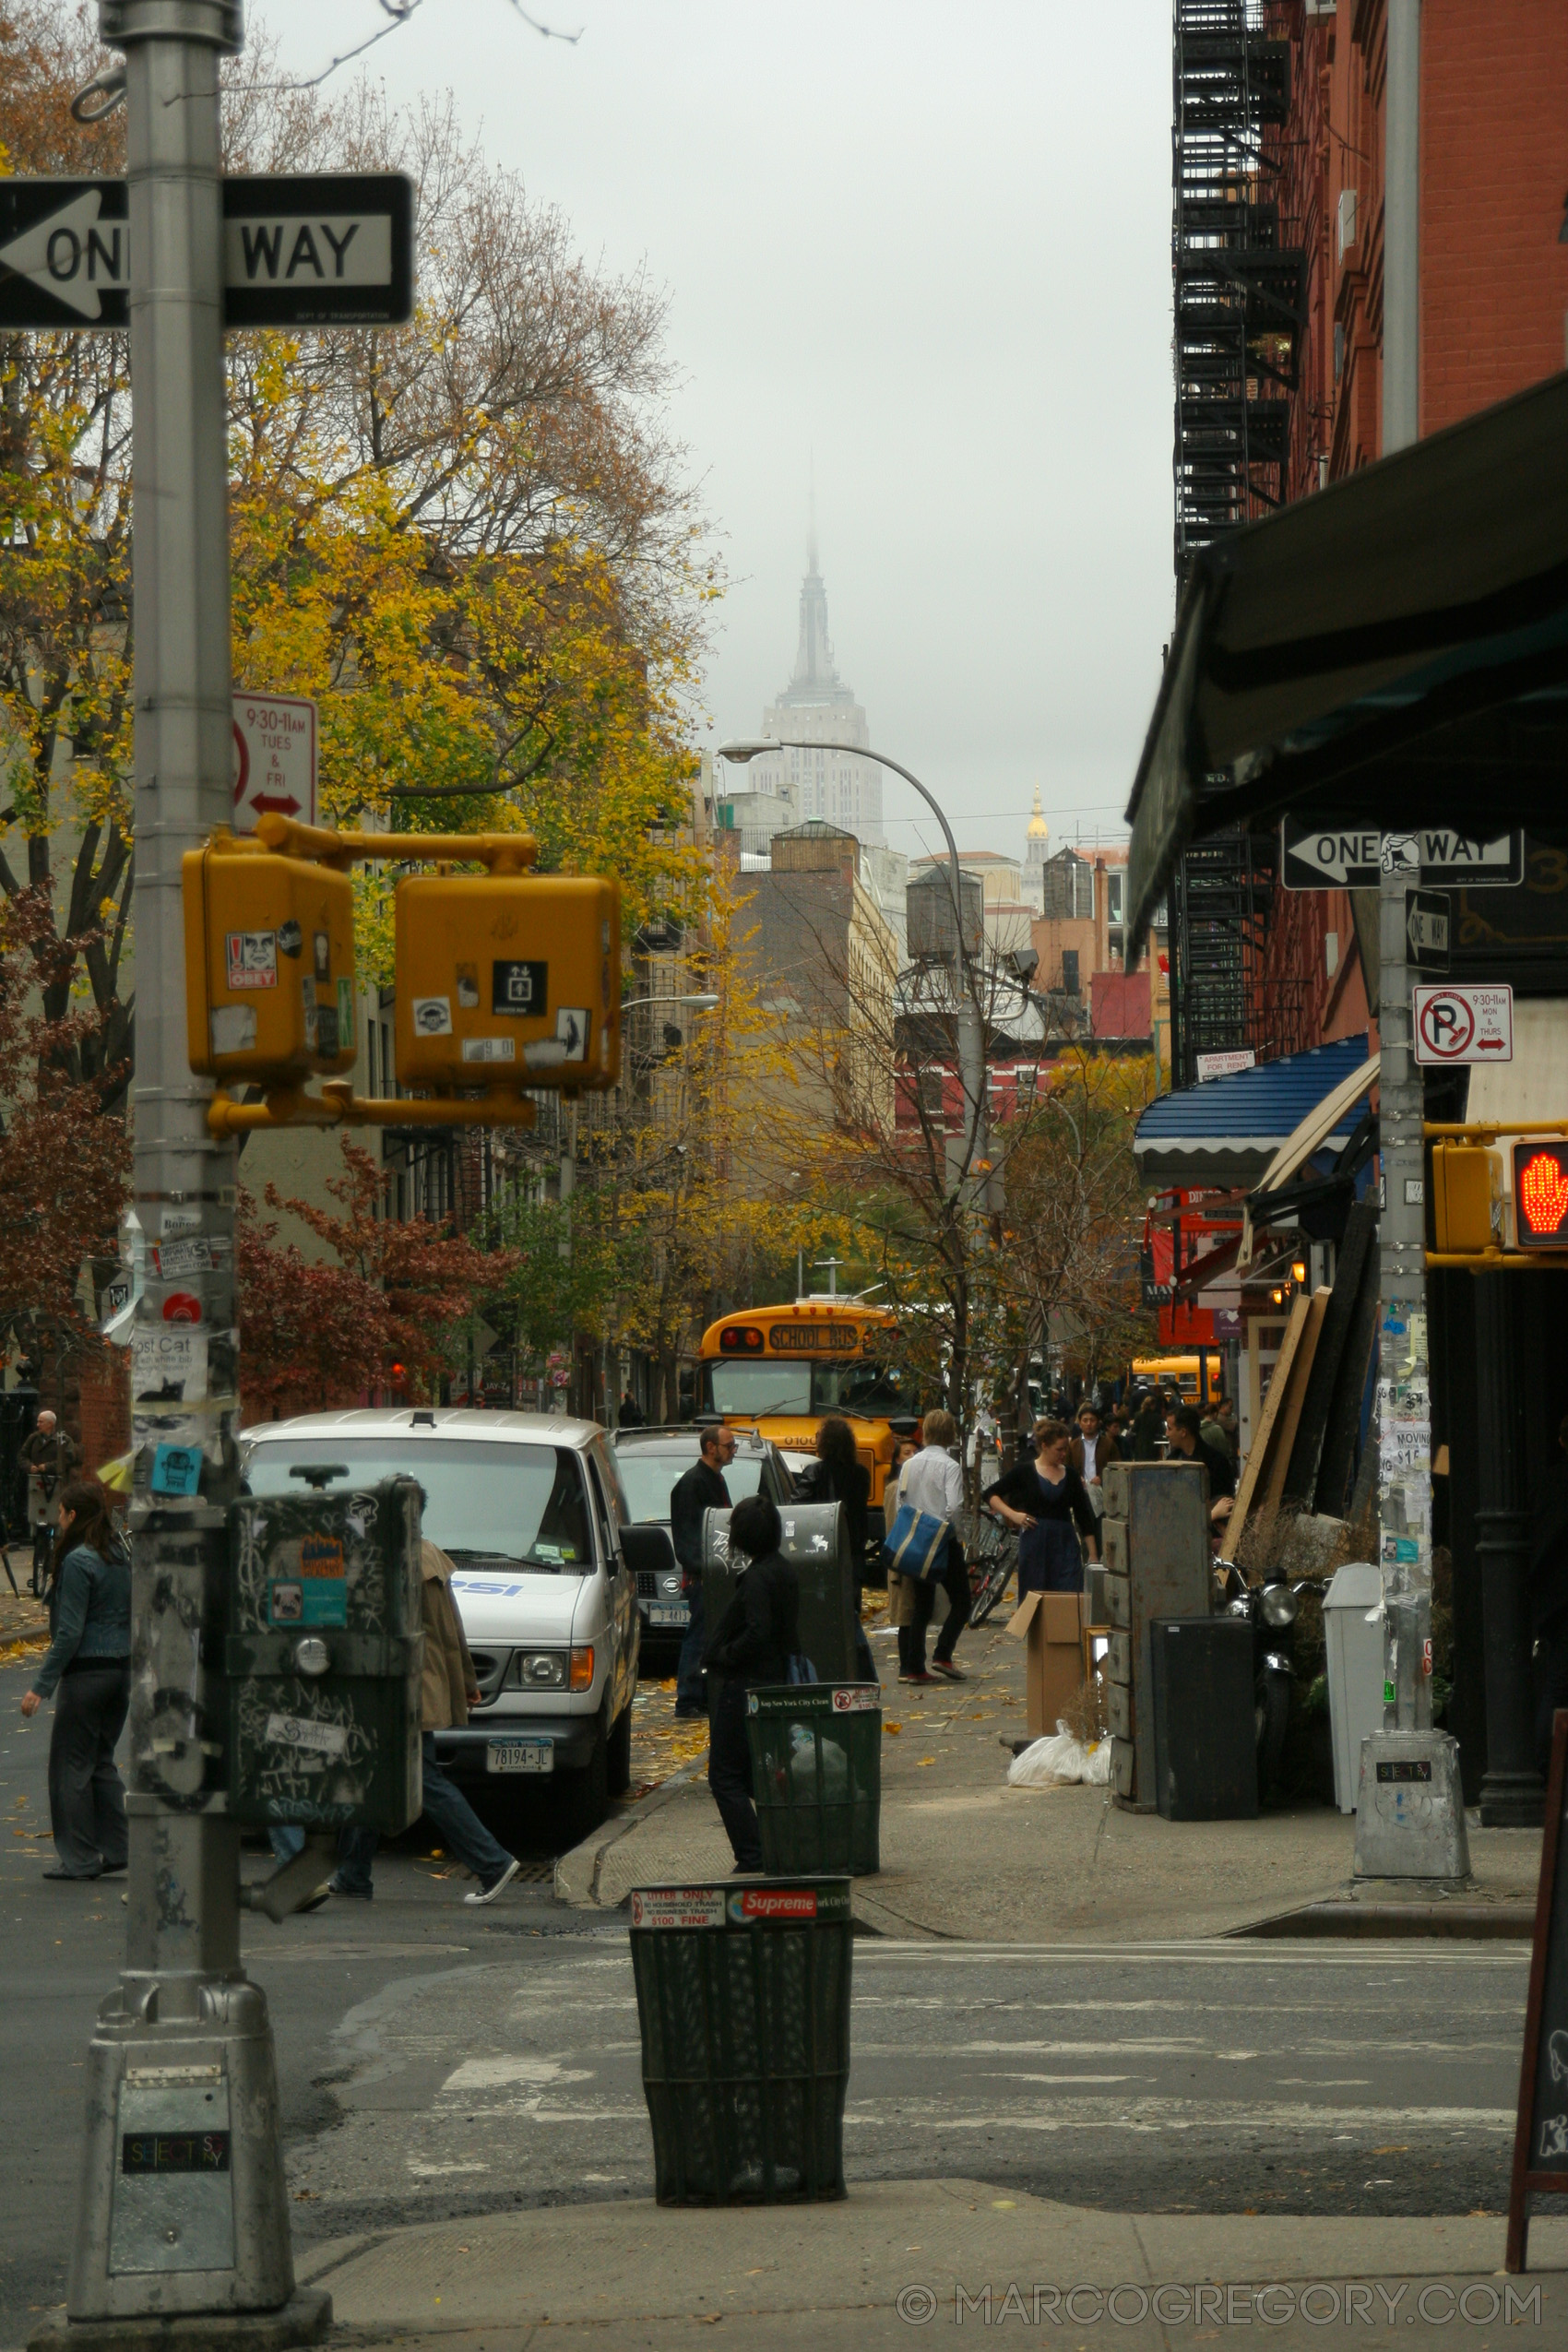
225, 1477, 422, 1834
394, 872, 622, 1092
183, 828, 358, 1084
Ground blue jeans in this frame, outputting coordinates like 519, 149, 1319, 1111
332, 1733, 515, 1894
676, 1585, 707, 1711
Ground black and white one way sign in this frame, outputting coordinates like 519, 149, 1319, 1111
1281, 819, 1524, 890
0, 174, 414, 330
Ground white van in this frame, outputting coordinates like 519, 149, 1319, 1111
239, 1408, 640, 1841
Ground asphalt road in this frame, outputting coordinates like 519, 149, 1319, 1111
0, 1654, 1544, 2349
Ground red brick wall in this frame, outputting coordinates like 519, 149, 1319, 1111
77, 1344, 130, 1472
1420, 0, 1568, 435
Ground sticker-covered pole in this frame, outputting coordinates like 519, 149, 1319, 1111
65, 3, 314, 2331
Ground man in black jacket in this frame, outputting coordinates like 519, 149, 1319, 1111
670, 1423, 736, 1717
703, 1492, 801, 1873
1166, 1405, 1237, 1502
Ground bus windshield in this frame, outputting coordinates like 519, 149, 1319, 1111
707, 1358, 916, 1419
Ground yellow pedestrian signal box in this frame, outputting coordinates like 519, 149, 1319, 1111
1430, 1140, 1502, 1253
394, 873, 621, 1091
184, 830, 358, 1084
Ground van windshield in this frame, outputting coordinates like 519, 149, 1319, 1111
241, 1438, 593, 1574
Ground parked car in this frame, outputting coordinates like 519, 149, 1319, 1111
239, 1408, 640, 1842
609, 1426, 797, 1657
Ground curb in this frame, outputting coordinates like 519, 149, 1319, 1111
1231, 1899, 1535, 1940
552, 1755, 707, 1908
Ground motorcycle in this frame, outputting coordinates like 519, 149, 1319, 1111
1221, 1563, 1311, 1796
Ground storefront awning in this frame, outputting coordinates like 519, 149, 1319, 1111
1134, 1034, 1371, 1192
1124, 370, 1568, 960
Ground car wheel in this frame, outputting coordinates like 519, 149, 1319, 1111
558, 1708, 611, 1845
607, 1695, 633, 1797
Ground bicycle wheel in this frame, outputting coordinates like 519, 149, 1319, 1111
968, 1556, 1014, 1625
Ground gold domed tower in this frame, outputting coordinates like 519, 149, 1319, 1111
1023, 789, 1050, 911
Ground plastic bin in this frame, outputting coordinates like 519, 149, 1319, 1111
745, 1684, 882, 1875
628, 1878, 853, 2204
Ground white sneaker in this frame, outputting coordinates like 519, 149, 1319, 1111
464, 1857, 521, 1906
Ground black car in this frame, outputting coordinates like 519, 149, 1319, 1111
609, 1427, 797, 1653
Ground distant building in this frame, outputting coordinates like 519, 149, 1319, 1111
742, 535, 884, 844
1022, 790, 1051, 912
1031, 840, 1170, 1073
909, 848, 1034, 957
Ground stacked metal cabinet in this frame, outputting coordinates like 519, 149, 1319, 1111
1101, 1461, 1214, 1811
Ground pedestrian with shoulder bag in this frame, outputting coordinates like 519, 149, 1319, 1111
889, 1409, 970, 1684
19, 1479, 130, 1881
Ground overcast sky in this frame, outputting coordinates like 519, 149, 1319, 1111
256, 0, 1175, 865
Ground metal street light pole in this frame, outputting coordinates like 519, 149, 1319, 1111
716, 740, 987, 1197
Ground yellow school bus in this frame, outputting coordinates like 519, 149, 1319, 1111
1132, 1352, 1225, 1405
696, 1302, 918, 1543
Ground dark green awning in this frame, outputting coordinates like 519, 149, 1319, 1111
1125, 370, 1568, 960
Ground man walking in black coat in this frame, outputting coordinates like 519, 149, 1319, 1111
703, 1492, 801, 1873
670, 1422, 736, 1717
1166, 1405, 1237, 1502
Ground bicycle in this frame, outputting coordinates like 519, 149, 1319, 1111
963, 1507, 1017, 1627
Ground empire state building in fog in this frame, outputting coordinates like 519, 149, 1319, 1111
745, 537, 884, 844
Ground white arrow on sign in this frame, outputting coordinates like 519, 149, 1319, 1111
0, 186, 125, 320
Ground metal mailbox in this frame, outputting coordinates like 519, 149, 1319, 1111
225, 1476, 422, 1833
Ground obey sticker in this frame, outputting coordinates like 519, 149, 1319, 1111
226, 932, 278, 990
629, 1888, 724, 1930
728, 1888, 818, 1923
831, 1686, 881, 1712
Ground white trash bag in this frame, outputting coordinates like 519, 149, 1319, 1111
1007, 1720, 1111, 1788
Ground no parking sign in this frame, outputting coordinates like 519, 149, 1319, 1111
1412, 982, 1513, 1064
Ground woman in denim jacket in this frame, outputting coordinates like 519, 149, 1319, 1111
19, 1479, 131, 1881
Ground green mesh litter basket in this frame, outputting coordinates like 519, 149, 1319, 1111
628, 1878, 853, 2204
745, 1684, 882, 1877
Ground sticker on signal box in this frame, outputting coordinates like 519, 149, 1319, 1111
629, 1888, 724, 1930
225, 931, 278, 990
832, 1686, 880, 1712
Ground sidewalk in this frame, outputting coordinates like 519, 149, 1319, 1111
298, 2177, 1567, 2348
560, 1618, 1544, 1941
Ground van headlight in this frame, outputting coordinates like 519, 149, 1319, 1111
1261, 1584, 1300, 1629
512, 1651, 566, 1689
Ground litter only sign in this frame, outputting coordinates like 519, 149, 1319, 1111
1412, 983, 1514, 1064
1281, 820, 1524, 890
0, 174, 414, 329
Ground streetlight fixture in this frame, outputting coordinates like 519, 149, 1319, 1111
621, 992, 719, 1013
716, 737, 986, 1197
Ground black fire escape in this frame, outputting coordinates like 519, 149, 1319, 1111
1168, 1, 1304, 1088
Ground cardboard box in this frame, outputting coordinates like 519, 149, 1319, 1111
1004, 1589, 1086, 1740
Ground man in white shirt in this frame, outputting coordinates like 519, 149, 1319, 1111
895, 1409, 970, 1683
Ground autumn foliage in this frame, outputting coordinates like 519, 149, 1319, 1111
238, 1142, 519, 1420
0, 886, 129, 1357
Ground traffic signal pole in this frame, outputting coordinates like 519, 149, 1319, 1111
58, 5, 320, 2337
1351, 0, 1468, 1881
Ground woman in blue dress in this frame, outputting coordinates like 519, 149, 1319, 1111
983, 1419, 1100, 1596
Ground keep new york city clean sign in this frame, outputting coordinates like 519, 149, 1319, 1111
0, 174, 414, 329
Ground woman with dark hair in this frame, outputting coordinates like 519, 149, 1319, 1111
799, 1414, 876, 1678
18, 1479, 131, 1881
984, 1419, 1099, 1596
702, 1491, 801, 1873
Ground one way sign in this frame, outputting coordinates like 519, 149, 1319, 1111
1281, 818, 1524, 890
0, 174, 414, 330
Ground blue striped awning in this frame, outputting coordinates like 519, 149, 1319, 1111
1134, 1034, 1372, 1189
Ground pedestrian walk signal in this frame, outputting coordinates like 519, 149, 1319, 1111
184, 830, 357, 1085
393, 872, 621, 1094
1514, 1144, 1568, 1247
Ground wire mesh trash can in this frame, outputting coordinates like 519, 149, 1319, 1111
628, 1878, 853, 2205
745, 1684, 881, 1875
